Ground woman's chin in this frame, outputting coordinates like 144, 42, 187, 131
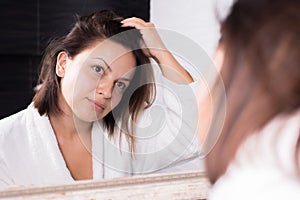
73, 109, 104, 123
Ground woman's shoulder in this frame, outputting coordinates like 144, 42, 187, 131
0, 103, 37, 139
209, 109, 300, 199
235, 108, 300, 162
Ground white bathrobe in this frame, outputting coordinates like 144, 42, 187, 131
0, 74, 202, 189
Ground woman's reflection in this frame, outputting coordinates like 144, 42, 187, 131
0, 10, 201, 188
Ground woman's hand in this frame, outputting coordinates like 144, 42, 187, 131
121, 17, 193, 84
121, 17, 166, 60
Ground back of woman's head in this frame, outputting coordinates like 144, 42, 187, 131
206, 0, 300, 183
33, 10, 155, 150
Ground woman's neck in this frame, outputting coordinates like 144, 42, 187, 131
52, 91, 93, 139
49, 111, 93, 154
49, 112, 92, 139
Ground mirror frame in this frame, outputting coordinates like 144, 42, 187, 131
0, 171, 210, 199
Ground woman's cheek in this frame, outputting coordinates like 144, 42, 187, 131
74, 74, 97, 98
111, 91, 124, 108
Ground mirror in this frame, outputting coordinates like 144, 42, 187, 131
0, 1, 226, 196
0, 28, 220, 197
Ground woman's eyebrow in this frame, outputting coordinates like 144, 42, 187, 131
93, 57, 112, 72
118, 77, 132, 82
93, 57, 133, 82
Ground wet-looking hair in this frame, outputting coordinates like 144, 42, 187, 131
33, 10, 156, 152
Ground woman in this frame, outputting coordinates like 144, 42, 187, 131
203, 0, 300, 199
0, 10, 200, 188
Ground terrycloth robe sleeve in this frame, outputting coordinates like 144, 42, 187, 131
132, 62, 203, 174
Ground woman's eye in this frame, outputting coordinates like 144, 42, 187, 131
92, 66, 104, 75
115, 81, 126, 90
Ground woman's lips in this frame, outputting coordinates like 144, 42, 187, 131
87, 99, 105, 111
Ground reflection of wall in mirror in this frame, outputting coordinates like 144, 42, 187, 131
151, 0, 234, 57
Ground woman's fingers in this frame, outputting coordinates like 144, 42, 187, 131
121, 17, 154, 29
122, 17, 146, 24
121, 17, 165, 58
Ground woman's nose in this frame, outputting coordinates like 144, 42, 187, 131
96, 78, 113, 99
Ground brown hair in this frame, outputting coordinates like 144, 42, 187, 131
206, 0, 300, 183
33, 10, 156, 152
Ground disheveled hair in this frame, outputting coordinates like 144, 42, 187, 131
33, 10, 156, 152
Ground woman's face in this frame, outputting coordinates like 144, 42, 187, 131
57, 40, 136, 122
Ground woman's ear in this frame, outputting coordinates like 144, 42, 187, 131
56, 51, 69, 77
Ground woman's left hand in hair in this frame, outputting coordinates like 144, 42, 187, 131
121, 17, 167, 61
121, 17, 193, 84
